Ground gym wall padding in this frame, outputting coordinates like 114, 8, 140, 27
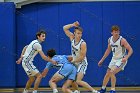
0, 2, 16, 87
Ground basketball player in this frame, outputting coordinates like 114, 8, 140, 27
16, 30, 57, 93
98, 25, 133, 93
63, 21, 99, 93
44, 49, 77, 93
42, 55, 79, 93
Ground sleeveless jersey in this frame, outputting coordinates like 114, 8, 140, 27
23, 40, 42, 62
71, 39, 88, 65
109, 36, 126, 60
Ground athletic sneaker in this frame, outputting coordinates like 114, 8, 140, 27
73, 90, 80, 93
110, 90, 116, 93
32, 90, 37, 93
99, 88, 106, 93
23, 89, 28, 93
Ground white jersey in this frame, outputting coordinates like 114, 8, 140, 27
71, 39, 88, 65
109, 36, 126, 60
23, 40, 42, 63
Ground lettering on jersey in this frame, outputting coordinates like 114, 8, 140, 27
111, 44, 118, 47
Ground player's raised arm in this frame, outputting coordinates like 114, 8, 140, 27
63, 21, 79, 41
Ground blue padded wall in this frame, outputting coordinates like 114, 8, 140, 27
0, 2, 15, 87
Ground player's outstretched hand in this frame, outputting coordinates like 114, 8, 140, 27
16, 57, 22, 64
98, 60, 103, 67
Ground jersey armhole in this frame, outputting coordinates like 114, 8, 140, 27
80, 41, 84, 50
32, 42, 39, 51
120, 38, 123, 47
108, 38, 111, 44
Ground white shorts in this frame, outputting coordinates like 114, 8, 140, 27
77, 61, 88, 75
22, 61, 39, 76
108, 59, 127, 70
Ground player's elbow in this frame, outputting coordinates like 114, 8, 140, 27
63, 26, 66, 30
131, 48, 133, 54
41, 55, 47, 60
63, 26, 67, 31
128, 47, 133, 55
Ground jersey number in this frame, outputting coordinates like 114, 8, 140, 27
113, 48, 115, 53
72, 50, 76, 56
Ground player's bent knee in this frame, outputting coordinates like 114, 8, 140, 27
107, 70, 115, 77
76, 80, 82, 85
105, 71, 112, 77
49, 79, 55, 85
28, 79, 34, 84
29, 77, 35, 82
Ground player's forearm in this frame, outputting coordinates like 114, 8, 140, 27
125, 48, 133, 60
43, 56, 53, 63
102, 49, 111, 61
63, 24, 74, 30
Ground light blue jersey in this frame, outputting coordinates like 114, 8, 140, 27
45, 55, 77, 80
45, 55, 69, 69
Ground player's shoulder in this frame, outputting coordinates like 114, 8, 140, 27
81, 40, 86, 46
81, 39, 86, 44
108, 36, 113, 40
120, 36, 129, 46
31, 40, 40, 45
32, 39, 38, 43
120, 36, 127, 42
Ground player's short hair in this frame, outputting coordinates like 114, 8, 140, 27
111, 25, 120, 32
74, 26, 83, 32
47, 49, 56, 58
36, 29, 46, 39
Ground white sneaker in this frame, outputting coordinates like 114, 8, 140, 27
32, 90, 37, 93
53, 92, 58, 93
92, 90, 100, 93
53, 89, 58, 93
23, 89, 28, 93
73, 90, 80, 93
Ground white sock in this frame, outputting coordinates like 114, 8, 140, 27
111, 88, 115, 91
102, 86, 106, 89
53, 89, 58, 93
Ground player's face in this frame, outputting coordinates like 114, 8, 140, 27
38, 33, 46, 42
111, 30, 120, 36
74, 30, 82, 40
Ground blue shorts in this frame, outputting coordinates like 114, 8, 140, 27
58, 63, 77, 80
